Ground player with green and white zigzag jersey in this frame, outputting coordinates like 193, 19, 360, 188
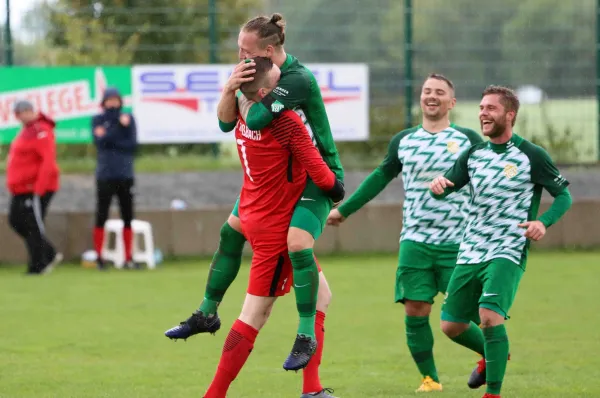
327, 74, 483, 393
430, 86, 572, 398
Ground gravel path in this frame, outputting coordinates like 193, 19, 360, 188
0, 168, 597, 213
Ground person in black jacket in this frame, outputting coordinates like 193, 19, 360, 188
92, 87, 138, 270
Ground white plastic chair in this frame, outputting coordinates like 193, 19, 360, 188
101, 219, 156, 269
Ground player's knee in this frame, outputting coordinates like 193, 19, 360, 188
226, 214, 242, 234
239, 294, 276, 331
441, 320, 468, 338
479, 308, 505, 328
287, 227, 314, 253
404, 300, 432, 317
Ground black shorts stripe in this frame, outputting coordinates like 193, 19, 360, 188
269, 255, 285, 297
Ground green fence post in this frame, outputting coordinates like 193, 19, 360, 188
597, 0, 600, 161
404, 0, 413, 129
209, 0, 220, 158
4, 0, 13, 66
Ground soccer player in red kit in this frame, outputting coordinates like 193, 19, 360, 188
202, 57, 344, 398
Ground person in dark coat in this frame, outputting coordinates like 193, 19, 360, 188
91, 87, 138, 270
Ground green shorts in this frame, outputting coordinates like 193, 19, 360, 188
441, 258, 524, 322
231, 179, 333, 240
395, 240, 459, 304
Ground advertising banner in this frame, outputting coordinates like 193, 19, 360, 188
0, 67, 132, 144
132, 63, 369, 143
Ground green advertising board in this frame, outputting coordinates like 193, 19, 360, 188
0, 67, 131, 144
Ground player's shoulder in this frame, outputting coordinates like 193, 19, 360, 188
516, 135, 553, 162
395, 125, 422, 141
450, 124, 484, 145
386, 126, 421, 150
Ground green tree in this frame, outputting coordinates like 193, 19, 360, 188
0, 25, 45, 66
32, 0, 261, 65
501, 0, 594, 97
381, 0, 522, 99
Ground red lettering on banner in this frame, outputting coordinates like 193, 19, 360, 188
0, 96, 16, 123
46, 90, 56, 117
74, 86, 85, 111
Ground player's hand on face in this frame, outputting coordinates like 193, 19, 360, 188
224, 60, 256, 92
326, 209, 346, 226
518, 220, 546, 241
430, 176, 454, 195
119, 113, 130, 127
94, 126, 106, 137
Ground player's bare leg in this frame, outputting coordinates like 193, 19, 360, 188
204, 294, 276, 398
404, 300, 443, 393
283, 227, 319, 371
301, 271, 337, 398
165, 214, 245, 340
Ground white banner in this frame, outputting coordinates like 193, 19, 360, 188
132, 63, 369, 143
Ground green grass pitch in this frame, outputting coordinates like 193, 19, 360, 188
1, 251, 599, 397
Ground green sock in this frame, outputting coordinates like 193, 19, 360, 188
450, 321, 485, 356
199, 222, 246, 315
483, 325, 509, 395
289, 248, 319, 339
405, 316, 439, 382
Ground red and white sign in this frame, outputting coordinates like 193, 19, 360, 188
132, 64, 369, 143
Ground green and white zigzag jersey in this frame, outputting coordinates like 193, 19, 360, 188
382, 124, 483, 245
437, 134, 569, 268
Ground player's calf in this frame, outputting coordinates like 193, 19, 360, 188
203, 294, 276, 398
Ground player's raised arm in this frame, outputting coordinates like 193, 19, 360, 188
217, 60, 256, 132
430, 145, 473, 199
328, 132, 404, 225
284, 113, 345, 204
517, 142, 573, 241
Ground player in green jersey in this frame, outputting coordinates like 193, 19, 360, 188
327, 74, 482, 392
165, 13, 341, 397
430, 86, 572, 398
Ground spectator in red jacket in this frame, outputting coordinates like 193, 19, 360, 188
7, 100, 62, 275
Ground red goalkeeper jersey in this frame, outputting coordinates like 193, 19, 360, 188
235, 109, 336, 238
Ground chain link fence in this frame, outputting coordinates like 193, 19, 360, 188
2, 0, 598, 166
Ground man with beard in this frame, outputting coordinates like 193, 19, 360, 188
430, 85, 572, 398
327, 74, 482, 392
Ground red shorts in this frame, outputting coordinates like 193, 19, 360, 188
246, 237, 323, 298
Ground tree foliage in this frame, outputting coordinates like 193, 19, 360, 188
28, 0, 261, 65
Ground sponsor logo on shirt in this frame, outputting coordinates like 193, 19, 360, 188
273, 87, 289, 97
504, 163, 518, 179
239, 123, 261, 141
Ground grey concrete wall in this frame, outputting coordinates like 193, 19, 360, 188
0, 200, 597, 264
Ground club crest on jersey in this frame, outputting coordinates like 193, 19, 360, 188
271, 100, 284, 113
446, 141, 460, 154
504, 163, 518, 179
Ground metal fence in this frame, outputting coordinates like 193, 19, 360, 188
1, 0, 598, 164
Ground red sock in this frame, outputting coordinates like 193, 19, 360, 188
123, 227, 133, 261
93, 227, 104, 258
204, 319, 258, 398
303, 310, 326, 394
